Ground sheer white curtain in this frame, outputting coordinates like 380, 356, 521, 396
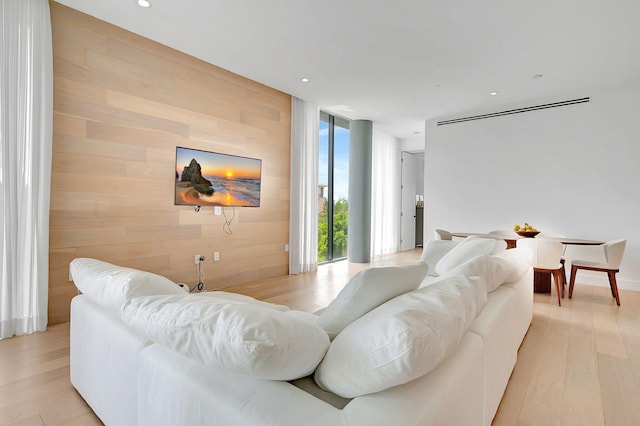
0, 0, 53, 338
371, 128, 400, 256
289, 98, 319, 274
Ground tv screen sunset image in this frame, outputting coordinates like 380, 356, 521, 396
175, 147, 262, 207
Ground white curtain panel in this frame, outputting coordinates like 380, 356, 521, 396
371, 128, 400, 256
0, 0, 53, 338
289, 98, 319, 274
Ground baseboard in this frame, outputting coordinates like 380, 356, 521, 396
572, 271, 640, 292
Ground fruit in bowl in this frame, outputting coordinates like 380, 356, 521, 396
513, 223, 540, 237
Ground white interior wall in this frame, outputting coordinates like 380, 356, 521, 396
424, 81, 640, 290
399, 134, 425, 152
415, 154, 424, 196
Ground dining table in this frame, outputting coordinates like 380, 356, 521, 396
451, 232, 605, 293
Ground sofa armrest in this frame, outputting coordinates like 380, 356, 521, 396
71, 295, 150, 426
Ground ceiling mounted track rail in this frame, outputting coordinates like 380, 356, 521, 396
437, 97, 590, 126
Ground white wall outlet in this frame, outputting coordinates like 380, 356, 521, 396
214, 206, 222, 215
284, 244, 289, 252
213, 251, 220, 261
194, 255, 205, 264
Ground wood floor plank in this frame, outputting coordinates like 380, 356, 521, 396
8, 414, 45, 426
56, 413, 103, 426
564, 331, 600, 392
593, 307, 628, 359
38, 386, 100, 426
0, 366, 69, 401
597, 352, 640, 426
0, 355, 70, 389
560, 333, 605, 425
560, 386, 605, 426
492, 379, 527, 426
518, 323, 570, 425
614, 289, 640, 392
565, 287, 594, 337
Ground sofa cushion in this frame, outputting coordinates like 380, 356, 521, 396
318, 263, 428, 340
434, 237, 500, 275
419, 240, 458, 277
121, 294, 330, 381
69, 258, 185, 311
314, 275, 487, 398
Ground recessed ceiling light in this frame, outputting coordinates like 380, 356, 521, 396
300, 77, 310, 83
490, 91, 499, 96
137, 0, 151, 8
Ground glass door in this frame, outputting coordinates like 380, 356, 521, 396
318, 112, 350, 263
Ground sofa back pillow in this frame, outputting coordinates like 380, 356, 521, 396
419, 240, 459, 276
69, 258, 185, 311
318, 263, 428, 340
439, 254, 513, 292
121, 294, 330, 381
314, 275, 487, 398
202, 291, 290, 311
468, 235, 508, 254
492, 247, 533, 283
434, 237, 500, 276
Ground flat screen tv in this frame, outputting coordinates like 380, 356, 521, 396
175, 146, 262, 207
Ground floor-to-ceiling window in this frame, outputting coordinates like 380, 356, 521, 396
318, 112, 349, 263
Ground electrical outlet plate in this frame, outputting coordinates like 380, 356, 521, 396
214, 206, 222, 215
213, 251, 220, 261
194, 255, 205, 264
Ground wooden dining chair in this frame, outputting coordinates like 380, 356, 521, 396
569, 239, 626, 306
517, 238, 566, 306
434, 229, 452, 240
537, 232, 568, 292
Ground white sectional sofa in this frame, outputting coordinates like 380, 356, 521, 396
69, 237, 533, 426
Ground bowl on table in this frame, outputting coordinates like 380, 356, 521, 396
516, 230, 540, 238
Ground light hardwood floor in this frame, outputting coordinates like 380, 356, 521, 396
1, 249, 639, 425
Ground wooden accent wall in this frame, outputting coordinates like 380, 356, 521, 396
49, 3, 291, 325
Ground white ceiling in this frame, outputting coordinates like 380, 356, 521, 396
54, 0, 640, 139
